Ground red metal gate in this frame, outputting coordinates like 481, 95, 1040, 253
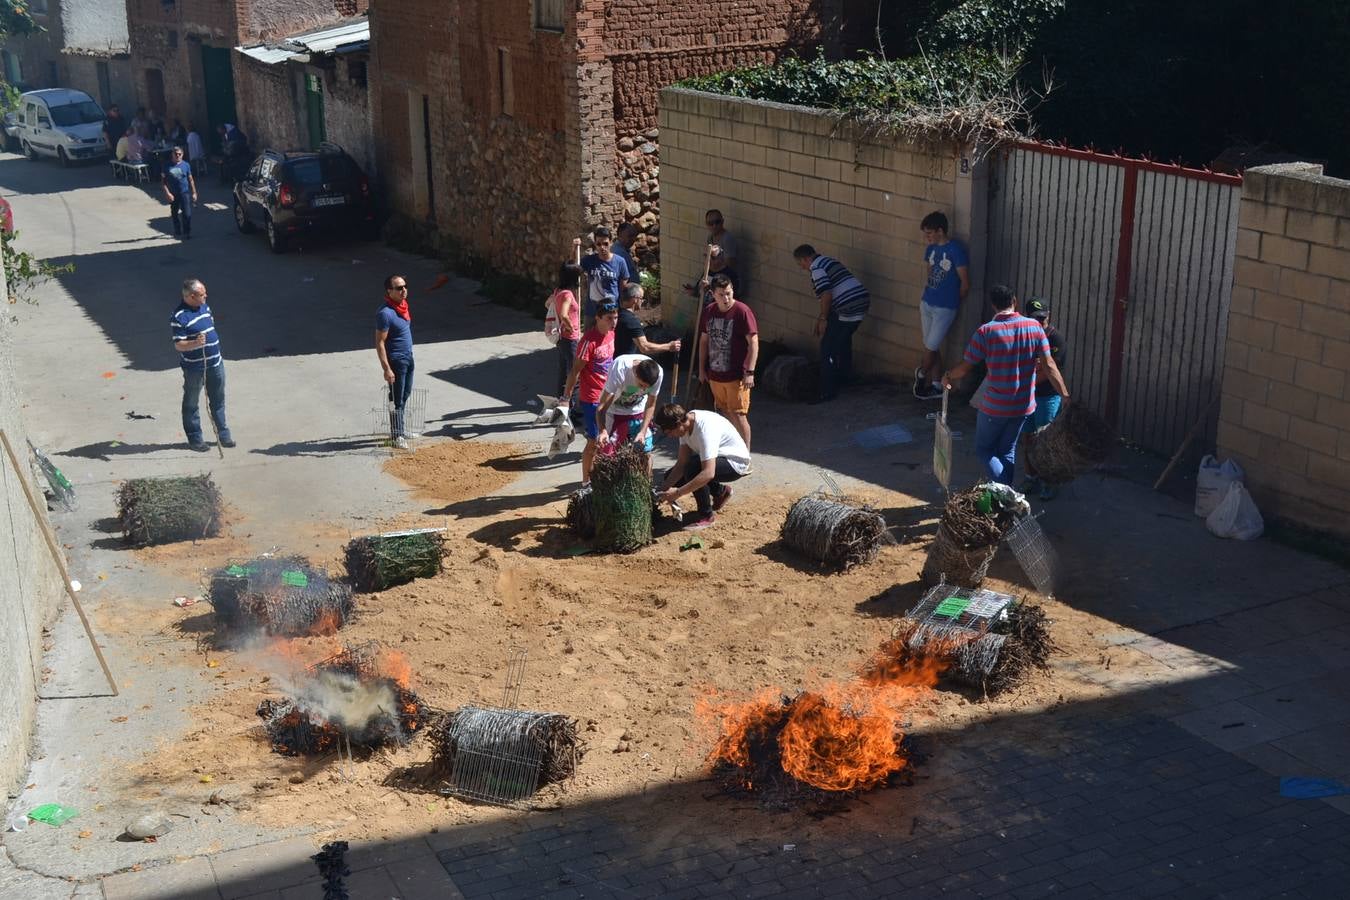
985, 142, 1243, 456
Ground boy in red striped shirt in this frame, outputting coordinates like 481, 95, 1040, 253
942, 285, 1070, 486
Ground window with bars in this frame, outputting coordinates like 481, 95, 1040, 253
534, 0, 566, 32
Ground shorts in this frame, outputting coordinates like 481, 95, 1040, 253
920, 301, 959, 352
1029, 394, 1062, 431
710, 378, 751, 415
609, 413, 655, 452
580, 401, 601, 439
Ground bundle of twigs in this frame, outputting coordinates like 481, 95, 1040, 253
343, 528, 446, 592
429, 707, 582, 789
760, 355, 820, 402
565, 486, 596, 538
921, 486, 1023, 586
1026, 404, 1115, 485
209, 555, 355, 636
780, 495, 887, 571
590, 443, 652, 552
117, 475, 222, 546
947, 603, 1056, 696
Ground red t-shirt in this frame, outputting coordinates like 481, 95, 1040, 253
701, 300, 759, 382
576, 327, 615, 404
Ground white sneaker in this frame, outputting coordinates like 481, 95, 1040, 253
393, 436, 410, 450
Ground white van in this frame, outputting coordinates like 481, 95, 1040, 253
15, 88, 109, 165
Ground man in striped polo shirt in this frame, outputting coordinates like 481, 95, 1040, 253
942, 285, 1068, 486
793, 244, 870, 403
170, 277, 235, 452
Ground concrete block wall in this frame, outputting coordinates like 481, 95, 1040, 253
1218, 162, 1350, 537
658, 87, 975, 380
0, 319, 65, 795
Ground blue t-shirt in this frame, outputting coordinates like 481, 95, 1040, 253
376, 306, 413, 359
922, 240, 969, 310
170, 301, 221, 369
581, 253, 631, 316
163, 160, 192, 198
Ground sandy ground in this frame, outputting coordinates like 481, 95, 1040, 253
92, 438, 1172, 844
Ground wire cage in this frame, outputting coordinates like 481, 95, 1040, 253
437, 706, 575, 808
899, 583, 1017, 646
1003, 514, 1059, 597
370, 386, 429, 442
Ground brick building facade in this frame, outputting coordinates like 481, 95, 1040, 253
124, 0, 364, 149
369, 0, 854, 285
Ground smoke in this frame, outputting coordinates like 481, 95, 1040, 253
283, 668, 399, 734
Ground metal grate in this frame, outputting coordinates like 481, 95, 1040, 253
502, 648, 527, 708
901, 583, 1016, 646
1003, 514, 1059, 597
441, 706, 563, 808
370, 386, 429, 441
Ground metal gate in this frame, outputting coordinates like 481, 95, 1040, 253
985, 143, 1242, 456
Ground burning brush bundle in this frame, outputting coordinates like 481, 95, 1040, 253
590, 443, 653, 552
257, 642, 427, 756
209, 555, 354, 637
430, 706, 582, 807
1025, 404, 1114, 485
921, 483, 1029, 586
887, 585, 1056, 697
117, 475, 222, 546
344, 528, 447, 592
780, 495, 887, 571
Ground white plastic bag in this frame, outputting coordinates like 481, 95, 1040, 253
1195, 454, 1243, 518
1205, 481, 1263, 540
543, 292, 562, 346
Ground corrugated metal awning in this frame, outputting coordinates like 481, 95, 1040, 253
236, 17, 369, 66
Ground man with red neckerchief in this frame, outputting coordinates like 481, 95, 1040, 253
376, 274, 415, 449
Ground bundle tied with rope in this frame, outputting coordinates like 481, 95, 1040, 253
590, 443, 653, 552
117, 474, 223, 546
208, 555, 355, 636
921, 484, 1028, 587
343, 528, 447, 592
1025, 404, 1115, 485
759, 355, 821, 403
780, 495, 887, 571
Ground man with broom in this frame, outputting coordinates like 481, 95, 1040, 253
942, 285, 1069, 487
171, 278, 235, 452
654, 403, 751, 530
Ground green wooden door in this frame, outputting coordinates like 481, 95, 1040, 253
304, 73, 326, 148
200, 45, 237, 149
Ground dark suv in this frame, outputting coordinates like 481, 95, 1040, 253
232, 143, 377, 253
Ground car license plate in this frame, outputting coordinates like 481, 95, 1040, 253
313, 195, 346, 207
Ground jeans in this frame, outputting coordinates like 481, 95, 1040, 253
975, 411, 1029, 485
556, 337, 578, 398
819, 315, 861, 399
170, 193, 192, 235
388, 356, 414, 436
672, 453, 746, 515
1029, 394, 1062, 431
182, 361, 230, 444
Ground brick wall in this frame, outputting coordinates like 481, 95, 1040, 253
1217, 162, 1350, 537
659, 87, 975, 380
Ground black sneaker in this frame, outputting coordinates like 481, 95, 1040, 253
219, 437, 236, 448
188, 441, 211, 452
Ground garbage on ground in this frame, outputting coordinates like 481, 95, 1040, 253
124, 811, 173, 840
1194, 455, 1243, 518
1205, 481, 1263, 540
172, 596, 200, 607
26, 803, 78, 827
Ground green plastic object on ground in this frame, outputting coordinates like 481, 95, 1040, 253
26, 803, 78, 826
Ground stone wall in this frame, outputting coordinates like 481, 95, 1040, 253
3, 3, 65, 89
315, 55, 372, 173
659, 87, 977, 380
0, 309, 65, 795
1217, 163, 1350, 537
369, 0, 578, 285
61, 54, 138, 113
234, 53, 300, 153
60, 0, 129, 54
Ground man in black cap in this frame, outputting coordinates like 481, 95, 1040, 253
1022, 297, 1066, 499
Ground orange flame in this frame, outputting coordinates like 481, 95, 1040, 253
375, 647, 413, 690
307, 609, 342, 636
702, 640, 948, 793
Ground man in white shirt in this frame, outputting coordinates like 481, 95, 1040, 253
596, 355, 662, 454
654, 403, 751, 530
